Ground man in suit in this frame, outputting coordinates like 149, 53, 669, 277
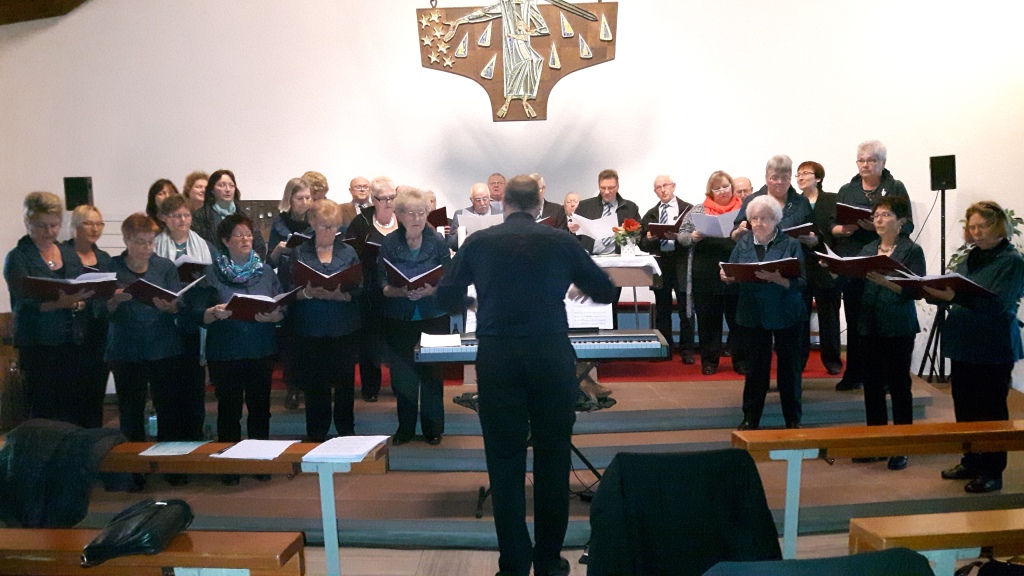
569, 168, 641, 254
438, 175, 616, 576
488, 172, 506, 210
530, 173, 569, 232
448, 182, 502, 250
563, 192, 580, 219
640, 175, 696, 364
339, 176, 371, 233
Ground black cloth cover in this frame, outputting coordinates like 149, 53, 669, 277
702, 547, 934, 576
587, 449, 781, 576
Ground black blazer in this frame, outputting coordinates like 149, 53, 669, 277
639, 197, 692, 282
538, 200, 569, 232
574, 193, 641, 254
805, 191, 838, 289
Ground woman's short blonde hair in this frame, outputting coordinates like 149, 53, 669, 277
307, 199, 343, 227
704, 171, 733, 198
23, 191, 63, 221
395, 188, 429, 214
71, 205, 102, 229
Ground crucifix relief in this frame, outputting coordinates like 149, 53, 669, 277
417, 2, 617, 122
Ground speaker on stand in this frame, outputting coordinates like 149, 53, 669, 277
917, 155, 956, 383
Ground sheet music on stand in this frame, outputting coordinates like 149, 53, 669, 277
302, 435, 390, 463
565, 294, 613, 329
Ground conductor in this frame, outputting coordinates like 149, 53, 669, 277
439, 175, 616, 576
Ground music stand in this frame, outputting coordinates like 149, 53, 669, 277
917, 155, 956, 383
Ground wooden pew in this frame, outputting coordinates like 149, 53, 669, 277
732, 420, 1024, 559
850, 509, 1024, 575
98, 441, 389, 476
0, 528, 304, 575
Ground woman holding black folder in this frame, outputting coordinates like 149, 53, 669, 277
189, 213, 283, 485
853, 196, 925, 471
285, 199, 362, 442
106, 215, 191, 470
4, 192, 91, 424
379, 188, 450, 446
266, 177, 314, 269
928, 201, 1024, 493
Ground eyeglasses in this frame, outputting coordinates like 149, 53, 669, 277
748, 216, 774, 224
654, 183, 675, 191
872, 211, 896, 220
165, 213, 191, 220
29, 221, 61, 231
230, 233, 254, 239
403, 211, 428, 218
967, 221, 994, 233
856, 158, 879, 165
352, 185, 369, 191
796, 171, 816, 177
471, 197, 492, 203
767, 174, 790, 183
373, 195, 397, 203
81, 221, 106, 227
712, 185, 732, 193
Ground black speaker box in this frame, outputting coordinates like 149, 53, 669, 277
930, 155, 956, 191
63, 176, 93, 210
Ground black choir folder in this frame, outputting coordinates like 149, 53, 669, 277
382, 258, 443, 291
293, 261, 362, 292
427, 207, 448, 229
646, 207, 691, 238
21, 273, 117, 300
782, 223, 815, 238
889, 273, 996, 299
124, 276, 205, 307
224, 287, 300, 321
720, 258, 801, 282
174, 255, 208, 283
835, 203, 874, 226
285, 232, 313, 249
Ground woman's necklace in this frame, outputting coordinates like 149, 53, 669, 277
39, 245, 58, 268
374, 214, 396, 229
316, 244, 333, 253
878, 243, 895, 255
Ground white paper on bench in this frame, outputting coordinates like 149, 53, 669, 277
139, 441, 210, 456
421, 333, 462, 347
210, 439, 299, 460
302, 435, 390, 463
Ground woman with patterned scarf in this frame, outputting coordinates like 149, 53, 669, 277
187, 213, 284, 485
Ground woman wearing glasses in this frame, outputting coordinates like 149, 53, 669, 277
830, 141, 913, 391
379, 188, 450, 445
344, 176, 399, 403
4, 192, 92, 423
851, 196, 924, 471
189, 213, 284, 484
154, 194, 216, 443
928, 202, 1024, 493
284, 199, 362, 442
67, 205, 114, 428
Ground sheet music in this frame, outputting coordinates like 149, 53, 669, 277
421, 333, 462, 347
691, 209, 740, 237
465, 285, 478, 333
302, 435, 390, 463
565, 296, 614, 329
571, 212, 619, 241
210, 439, 299, 460
138, 441, 210, 456
461, 213, 504, 235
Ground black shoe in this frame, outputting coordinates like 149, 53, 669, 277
284, 390, 301, 410
733, 363, 747, 376
965, 476, 1002, 493
392, 434, 413, 446
887, 456, 908, 470
942, 463, 978, 480
253, 474, 271, 482
535, 557, 570, 576
221, 474, 240, 486
362, 393, 378, 402
701, 364, 717, 375
737, 419, 758, 431
164, 474, 189, 486
835, 378, 863, 391
721, 349, 732, 358
785, 421, 802, 429
825, 363, 843, 375
852, 456, 887, 463
425, 435, 442, 446
680, 349, 696, 365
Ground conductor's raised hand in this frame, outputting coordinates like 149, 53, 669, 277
566, 284, 589, 303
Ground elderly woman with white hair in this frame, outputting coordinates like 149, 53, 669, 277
830, 140, 913, 392
723, 194, 807, 431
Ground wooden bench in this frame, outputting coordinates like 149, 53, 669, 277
732, 420, 1024, 559
850, 508, 1024, 575
97, 440, 388, 576
0, 528, 304, 575
98, 441, 389, 476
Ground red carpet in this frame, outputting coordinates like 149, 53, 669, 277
597, 350, 836, 382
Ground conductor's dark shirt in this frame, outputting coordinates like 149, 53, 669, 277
438, 212, 617, 336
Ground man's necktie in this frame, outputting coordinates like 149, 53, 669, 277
601, 202, 614, 248
660, 203, 674, 251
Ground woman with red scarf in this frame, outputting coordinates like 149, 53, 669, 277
677, 171, 745, 375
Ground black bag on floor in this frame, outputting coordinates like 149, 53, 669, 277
80, 499, 193, 567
